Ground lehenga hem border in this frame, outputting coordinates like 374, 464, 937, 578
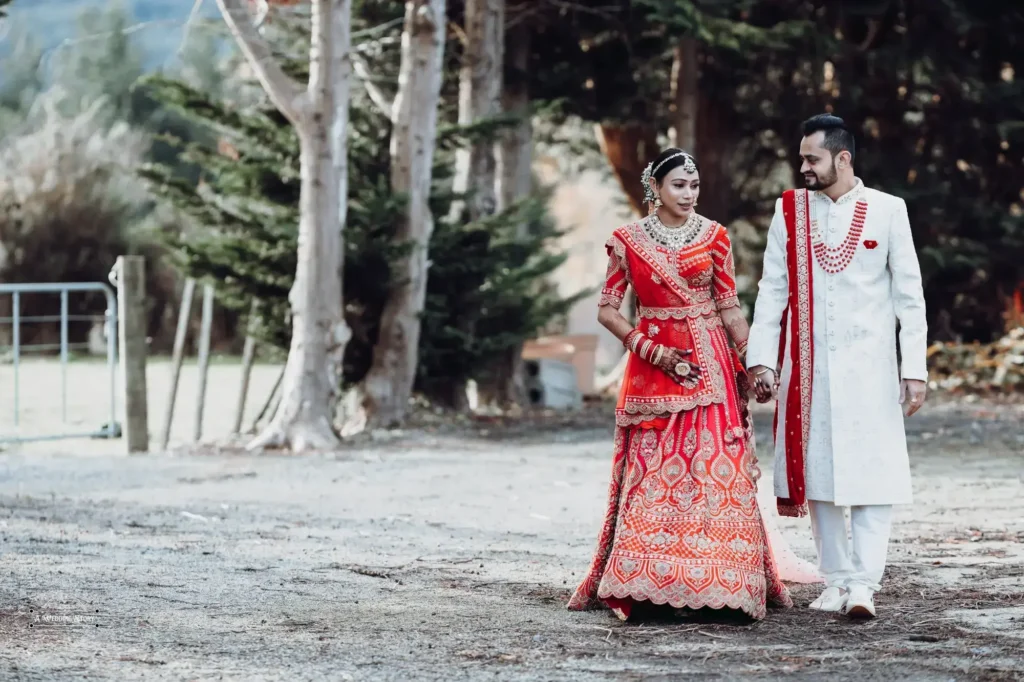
568, 588, 793, 621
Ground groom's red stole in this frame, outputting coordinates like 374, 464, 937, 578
773, 189, 813, 518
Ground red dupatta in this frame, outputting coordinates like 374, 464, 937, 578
773, 189, 813, 518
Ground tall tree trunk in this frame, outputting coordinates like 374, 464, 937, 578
450, 0, 504, 223
595, 123, 659, 216
694, 90, 734, 225
218, 0, 352, 452
446, 0, 504, 411
670, 38, 699, 152
671, 39, 734, 224
362, 0, 447, 427
489, 20, 532, 407
497, 23, 531, 214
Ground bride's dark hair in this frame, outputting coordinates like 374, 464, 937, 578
651, 147, 699, 183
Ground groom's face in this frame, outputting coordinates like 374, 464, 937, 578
799, 132, 838, 190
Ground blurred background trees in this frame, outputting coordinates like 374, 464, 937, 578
0, 0, 1020, 426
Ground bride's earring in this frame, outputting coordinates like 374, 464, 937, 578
654, 197, 663, 208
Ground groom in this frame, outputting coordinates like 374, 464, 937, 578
746, 114, 928, 619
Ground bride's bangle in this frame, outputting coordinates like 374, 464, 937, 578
651, 344, 665, 365
639, 338, 655, 361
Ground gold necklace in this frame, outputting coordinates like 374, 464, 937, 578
646, 212, 702, 249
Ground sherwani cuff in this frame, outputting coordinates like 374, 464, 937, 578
901, 361, 928, 382
745, 329, 780, 371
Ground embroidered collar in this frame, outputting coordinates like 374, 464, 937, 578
814, 178, 864, 206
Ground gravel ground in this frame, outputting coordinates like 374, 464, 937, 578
1, 361, 1022, 680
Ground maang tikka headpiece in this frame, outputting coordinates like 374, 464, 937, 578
640, 152, 698, 205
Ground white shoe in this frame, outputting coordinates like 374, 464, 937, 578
809, 586, 847, 612
844, 585, 876, 619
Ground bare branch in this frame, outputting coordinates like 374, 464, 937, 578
352, 16, 405, 39
215, 0, 307, 125
178, 0, 208, 55
352, 53, 394, 118
39, 18, 183, 77
252, 0, 271, 29
46, 19, 181, 53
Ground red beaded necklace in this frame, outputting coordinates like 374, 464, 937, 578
811, 199, 868, 274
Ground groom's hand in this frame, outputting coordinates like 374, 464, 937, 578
900, 379, 927, 417
750, 365, 776, 403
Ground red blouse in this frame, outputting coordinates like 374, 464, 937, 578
601, 219, 745, 427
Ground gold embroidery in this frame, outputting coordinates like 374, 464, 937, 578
599, 291, 624, 308
638, 303, 719, 319
793, 190, 813, 507
616, 315, 729, 426
715, 295, 741, 311
617, 221, 716, 305
692, 268, 713, 288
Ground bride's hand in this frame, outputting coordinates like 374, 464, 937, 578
655, 346, 701, 385
750, 366, 776, 403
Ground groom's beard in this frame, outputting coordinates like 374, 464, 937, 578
803, 162, 839, 190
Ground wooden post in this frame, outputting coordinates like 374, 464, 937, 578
194, 283, 215, 443
232, 301, 259, 435
116, 255, 149, 453
159, 277, 195, 450
251, 366, 284, 434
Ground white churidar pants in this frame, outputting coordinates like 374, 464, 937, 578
809, 501, 893, 592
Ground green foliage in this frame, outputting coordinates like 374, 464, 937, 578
418, 190, 587, 402
139, 70, 580, 402
519, 0, 1023, 342
0, 89, 167, 345
801, 1, 1024, 341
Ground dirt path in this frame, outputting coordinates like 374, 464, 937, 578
1, 402, 1022, 681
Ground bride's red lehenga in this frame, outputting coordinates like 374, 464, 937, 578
568, 218, 793, 620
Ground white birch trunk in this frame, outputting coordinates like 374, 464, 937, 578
218, 0, 352, 452
450, 0, 504, 222
361, 0, 447, 426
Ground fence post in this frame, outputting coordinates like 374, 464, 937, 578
193, 283, 215, 443
116, 256, 149, 453
160, 277, 195, 450
233, 301, 259, 435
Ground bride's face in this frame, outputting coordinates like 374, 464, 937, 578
654, 166, 700, 221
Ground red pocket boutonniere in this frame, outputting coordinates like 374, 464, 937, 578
864, 240, 878, 250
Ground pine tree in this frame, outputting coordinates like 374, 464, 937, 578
816, 0, 1024, 341
139, 68, 582, 411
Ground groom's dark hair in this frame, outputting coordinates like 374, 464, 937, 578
802, 113, 856, 163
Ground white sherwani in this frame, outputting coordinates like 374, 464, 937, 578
747, 180, 928, 507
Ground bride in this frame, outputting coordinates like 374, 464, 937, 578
569, 148, 817, 622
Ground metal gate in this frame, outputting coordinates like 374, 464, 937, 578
0, 283, 119, 443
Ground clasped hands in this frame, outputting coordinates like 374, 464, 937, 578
749, 365, 779, 404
